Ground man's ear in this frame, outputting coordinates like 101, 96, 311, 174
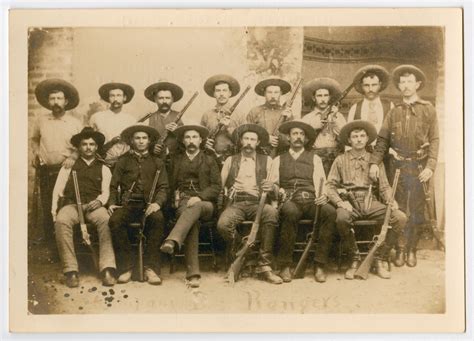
415, 81, 421, 90
123, 94, 127, 102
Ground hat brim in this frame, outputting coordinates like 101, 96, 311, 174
144, 82, 184, 102
392, 65, 426, 90
339, 120, 377, 146
232, 124, 270, 146
353, 65, 390, 94
303, 78, 342, 105
204, 75, 241, 97
255, 78, 291, 96
99, 83, 135, 103
121, 125, 160, 144
70, 130, 106, 148
174, 125, 210, 141
35, 79, 79, 111
278, 121, 315, 146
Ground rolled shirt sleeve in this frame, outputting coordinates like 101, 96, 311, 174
95, 165, 112, 206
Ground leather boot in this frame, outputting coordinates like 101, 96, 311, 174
314, 265, 327, 283
187, 275, 200, 288
375, 259, 391, 279
259, 271, 283, 284
160, 240, 177, 255
117, 269, 133, 284
102, 268, 116, 286
145, 268, 162, 285
279, 267, 292, 283
344, 259, 360, 280
65, 271, 79, 288
394, 248, 406, 267
406, 249, 417, 267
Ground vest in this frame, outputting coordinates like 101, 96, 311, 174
279, 150, 315, 193
225, 153, 268, 189
63, 158, 103, 204
354, 98, 391, 120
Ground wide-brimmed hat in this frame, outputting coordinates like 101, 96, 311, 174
35, 79, 79, 111
144, 82, 184, 102
120, 124, 160, 144
353, 65, 390, 94
204, 74, 240, 97
99, 82, 135, 103
339, 120, 377, 146
174, 124, 209, 141
279, 120, 316, 146
303, 78, 342, 105
392, 65, 426, 90
232, 123, 269, 146
254, 78, 291, 96
70, 127, 105, 148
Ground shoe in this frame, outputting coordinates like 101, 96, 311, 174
394, 249, 406, 267
279, 267, 292, 283
65, 271, 79, 288
102, 268, 116, 286
344, 260, 360, 280
145, 268, 162, 285
406, 249, 417, 267
259, 271, 283, 284
187, 275, 200, 288
117, 269, 133, 284
314, 266, 327, 283
160, 240, 176, 255
375, 259, 391, 279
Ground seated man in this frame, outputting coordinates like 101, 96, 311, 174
160, 124, 221, 288
52, 127, 116, 288
273, 120, 337, 283
108, 125, 169, 285
217, 124, 282, 284
326, 120, 407, 280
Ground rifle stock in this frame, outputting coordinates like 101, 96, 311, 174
293, 178, 324, 279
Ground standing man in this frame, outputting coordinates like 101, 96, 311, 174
369, 65, 439, 267
326, 121, 407, 280
160, 125, 221, 288
51, 127, 116, 288
273, 121, 337, 283
90, 82, 137, 167
108, 125, 169, 285
301, 77, 346, 176
217, 124, 282, 284
32, 79, 83, 259
143, 81, 185, 158
246, 78, 293, 156
202, 74, 241, 165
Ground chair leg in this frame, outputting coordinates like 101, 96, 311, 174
338, 241, 343, 271
169, 254, 175, 274
208, 227, 218, 272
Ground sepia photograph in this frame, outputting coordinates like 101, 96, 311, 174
8, 8, 464, 333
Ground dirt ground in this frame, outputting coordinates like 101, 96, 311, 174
27, 239, 445, 315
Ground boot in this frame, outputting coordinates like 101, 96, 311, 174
259, 271, 283, 284
187, 275, 200, 288
145, 268, 162, 285
279, 266, 292, 283
406, 249, 417, 267
160, 240, 177, 255
394, 248, 406, 267
65, 271, 79, 288
117, 269, 133, 284
374, 259, 391, 279
344, 259, 360, 280
314, 265, 327, 283
102, 268, 116, 286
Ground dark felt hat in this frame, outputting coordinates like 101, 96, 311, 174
392, 64, 426, 90
353, 65, 390, 94
174, 124, 209, 141
232, 123, 269, 146
99, 82, 135, 103
303, 78, 342, 105
204, 74, 241, 97
254, 78, 291, 96
339, 120, 377, 146
279, 120, 316, 146
70, 127, 105, 148
120, 124, 160, 144
35, 79, 79, 111
144, 82, 184, 102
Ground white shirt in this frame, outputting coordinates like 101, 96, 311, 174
89, 109, 136, 142
347, 97, 394, 133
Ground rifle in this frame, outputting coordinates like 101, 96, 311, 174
138, 169, 161, 282
72, 170, 99, 271
227, 163, 275, 284
269, 78, 303, 158
417, 164, 445, 251
354, 169, 400, 280
293, 178, 324, 279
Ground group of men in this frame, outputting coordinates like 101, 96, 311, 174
32, 63, 439, 288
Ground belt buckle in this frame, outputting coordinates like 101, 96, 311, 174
301, 191, 310, 199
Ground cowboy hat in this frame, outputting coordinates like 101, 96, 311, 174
144, 82, 184, 102
353, 65, 390, 94
303, 78, 342, 105
120, 124, 160, 144
392, 65, 426, 90
279, 120, 316, 146
204, 74, 240, 97
35, 78, 79, 111
98, 82, 135, 103
70, 127, 105, 148
339, 120, 377, 146
232, 123, 269, 146
254, 78, 291, 96
174, 124, 210, 141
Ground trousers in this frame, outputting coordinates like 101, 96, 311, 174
39, 165, 61, 249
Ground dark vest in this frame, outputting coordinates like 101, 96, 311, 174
279, 150, 314, 193
225, 153, 268, 189
354, 98, 391, 120
63, 158, 103, 204
176, 154, 201, 189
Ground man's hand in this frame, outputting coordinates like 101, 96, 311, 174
153, 143, 164, 154
107, 204, 122, 216
205, 138, 215, 151
329, 105, 339, 115
261, 179, 274, 193
369, 164, 380, 181
418, 168, 433, 183
62, 157, 75, 169
145, 203, 161, 217
269, 135, 279, 148
337, 200, 353, 213
110, 136, 121, 144
187, 196, 202, 208
390, 200, 399, 211
282, 107, 293, 119
85, 199, 102, 212
165, 122, 178, 132
314, 194, 328, 206
52, 212, 57, 223
219, 115, 231, 127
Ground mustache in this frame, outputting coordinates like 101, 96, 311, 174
52, 104, 62, 110
158, 103, 171, 112
294, 139, 303, 144
187, 143, 198, 149
111, 101, 121, 106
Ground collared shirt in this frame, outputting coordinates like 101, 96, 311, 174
89, 109, 136, 142
347, 97, 394, 133
272, 148, 327, 195
326, 150, 392, 205
51, 157, 111, 217
301, 109, 346, 149
221, 153, 276, 197
201, 104, 240, 134
246, 103, 293, 134
31, 113, 83, 166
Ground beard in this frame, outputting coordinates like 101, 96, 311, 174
158, 103, 171, 113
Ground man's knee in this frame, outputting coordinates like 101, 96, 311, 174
279, 202, 300, 222
391, 209, 408, 233
261, 205, 278, 224
147, 210, 165, 226
321, 203, 337, 220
